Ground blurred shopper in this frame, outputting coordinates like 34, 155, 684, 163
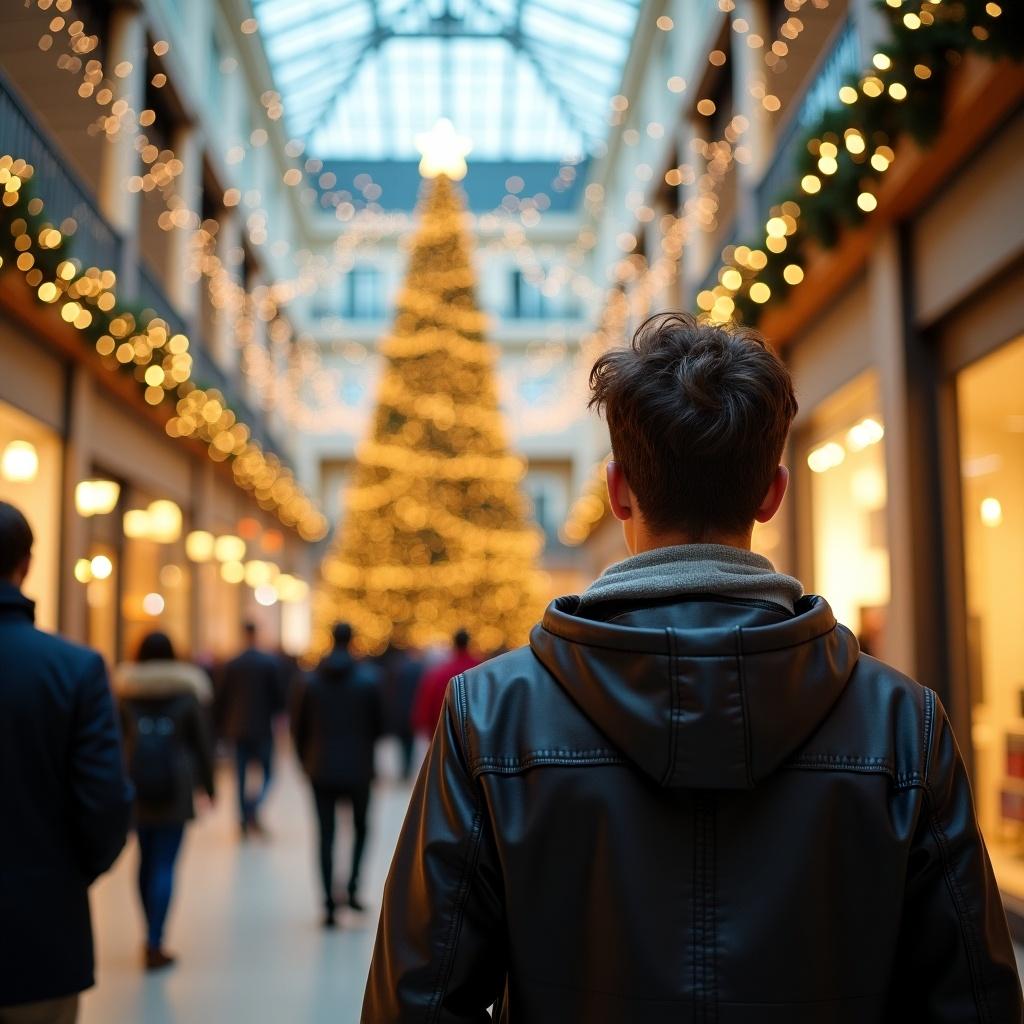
374, 644, 423, 780
115, 632, 215, 971
292, 623, 382, 926
410, 629, 478, 739
365, 314, 1022, 1022
0, 502, 132, 1023
221, 622, 285, 837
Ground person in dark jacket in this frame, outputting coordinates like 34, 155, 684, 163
0, 502, 133, 1022
374, 644, 423, 780
220, 621, 285, 836
293, 622, 382, 927
364, 313, 1023, 1023
115, 632, 215, 971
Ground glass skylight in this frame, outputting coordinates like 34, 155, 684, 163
254, 0, 641, 161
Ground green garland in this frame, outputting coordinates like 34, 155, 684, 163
713, 0, 1024, 326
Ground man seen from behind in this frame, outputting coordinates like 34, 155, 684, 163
364, 313, 1022, 1023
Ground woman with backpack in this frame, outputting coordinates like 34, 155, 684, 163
115, 631, 215, 970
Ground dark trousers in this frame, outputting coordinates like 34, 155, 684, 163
137, 824, 184, 949
312, 782, 370, 911
236, 737, 273, 825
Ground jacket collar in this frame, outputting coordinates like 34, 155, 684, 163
0, 583, 35, 623
113, 659, 213, 703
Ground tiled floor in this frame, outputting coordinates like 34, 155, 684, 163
81, 738, 415, 1024
81, 737, 1024, 1022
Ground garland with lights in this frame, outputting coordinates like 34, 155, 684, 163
313, 173, 546, 657
0, 154, 328, 541
698, 0, 1024, 325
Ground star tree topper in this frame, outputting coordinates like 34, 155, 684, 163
416, 118, 472, 181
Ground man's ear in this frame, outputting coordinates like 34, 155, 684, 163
606, 461, 634, 522
755, 465, 789, 524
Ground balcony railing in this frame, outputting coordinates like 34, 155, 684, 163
754, 17, 862, 218
0, 68, 122, 276
0, 67, 280, 457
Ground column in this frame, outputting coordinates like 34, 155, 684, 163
98, 3, 146, 295
60, 367, 95, 643
166, 123, 203, 325
212, 206, 242, 375
870, 228, 916, 678
731, 0, 773, 237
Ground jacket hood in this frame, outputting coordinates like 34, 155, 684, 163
529, 594, 859, 790
114, 659, 213, 704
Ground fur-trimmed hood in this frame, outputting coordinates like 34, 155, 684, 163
114, 659, 213, 704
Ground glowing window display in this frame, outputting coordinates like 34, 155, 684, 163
957, 336, 1024, 900
803, 371, 890, 657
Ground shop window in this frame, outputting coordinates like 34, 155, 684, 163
957, 335, 1024, 896
122, 494, 192, 661
343, 266, 385, 320
803, 371, 889, 655
0, 401, 62, 630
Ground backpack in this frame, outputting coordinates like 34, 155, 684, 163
128, 707, 180, 803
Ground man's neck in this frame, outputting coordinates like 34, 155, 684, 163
629, 529, 753, 556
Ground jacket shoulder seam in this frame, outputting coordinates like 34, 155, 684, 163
471, 753, 627, 777
734, 626, 754, 789
923, 685, 935, 784
790, 755, 925, 787
665, 627, 679, 786
453, 673, 472, 764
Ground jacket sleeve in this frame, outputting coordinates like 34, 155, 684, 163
70, 653, 134, 882
889, 691, 1023, 1022
363, 675, 506, 1023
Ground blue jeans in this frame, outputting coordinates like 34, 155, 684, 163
137, 824, 184, 949
236, 738, 273, 826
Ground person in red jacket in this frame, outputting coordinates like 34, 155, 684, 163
411, 629, 479, 738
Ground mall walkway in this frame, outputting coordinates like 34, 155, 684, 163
79, 736, 1024, 1023
81, 739, 415, 1024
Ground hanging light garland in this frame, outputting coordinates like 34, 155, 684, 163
0, 154, 328, 541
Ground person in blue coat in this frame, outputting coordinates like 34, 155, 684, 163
0, 501, 133, 1022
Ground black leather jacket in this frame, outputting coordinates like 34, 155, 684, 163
364, 594, 1022, 1023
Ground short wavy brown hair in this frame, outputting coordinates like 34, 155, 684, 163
589, 312, 797, 538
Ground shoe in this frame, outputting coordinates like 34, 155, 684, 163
322, 912, 337, 929
145, 947, 177, 971
348, 894, 367, 913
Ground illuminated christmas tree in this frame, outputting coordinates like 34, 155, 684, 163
312, 124, 544, 656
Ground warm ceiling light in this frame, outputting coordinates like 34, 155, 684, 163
75, 479, 120, 517
146, 500, 183, 543
1, 440, 39, 482
214, 534, 246, 562
807, 442, 846, 473
186, 530, 215, 562
980, 497, 1003, 528
123, 509, 151, 539
90, 554, 114, 580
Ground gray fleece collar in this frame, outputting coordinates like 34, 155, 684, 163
579, 543, 804, 614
